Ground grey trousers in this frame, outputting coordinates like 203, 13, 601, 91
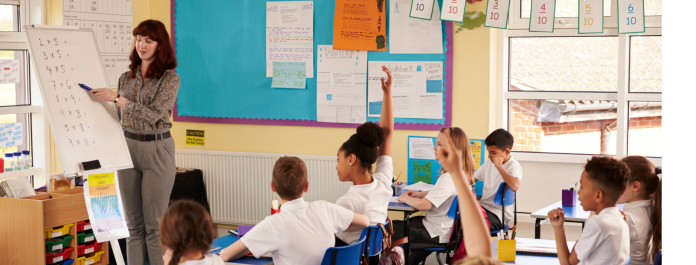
118, 128, 176, 265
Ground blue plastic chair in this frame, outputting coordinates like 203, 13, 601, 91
473, 180, 484, 199
410, 196, 459, 265
490, 182, 516, 236
320, 235, 366, 265
360, 220, 389, 260
654, 251, 662, 265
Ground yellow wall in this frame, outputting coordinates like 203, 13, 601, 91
48, 0, 497, 177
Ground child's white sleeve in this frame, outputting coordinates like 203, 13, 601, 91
240, 218, 277, 258
424, 175, 456, 208
325, 201, 356, 233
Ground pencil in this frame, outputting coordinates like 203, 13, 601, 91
396, 172, 402, 182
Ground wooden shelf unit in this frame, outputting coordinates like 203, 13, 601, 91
0, 187, 110, 265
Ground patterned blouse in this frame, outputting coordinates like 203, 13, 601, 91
117, 66, 180, 130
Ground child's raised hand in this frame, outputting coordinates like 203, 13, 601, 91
547, 208, 566, 228
435, 132, 464, 176
381, 65, 393, 93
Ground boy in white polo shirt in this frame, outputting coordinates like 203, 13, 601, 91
219, 156, 370, 265
475, 129, 523, 232
548, 156, 631, 265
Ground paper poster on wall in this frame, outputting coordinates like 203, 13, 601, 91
409, 137, 436, 160
579, 0, 603, 34
83, 168, 130, 242
316, 45, 367, 124
407, 136, 441, 184
0, 60, 20, 83
529, 0, 556, 33
470, 139, 485, 171
185, 129, 205, 146
333, 0, 387, 51
266, 1, 314, 78
390, 0, 444, 54
618, 0, 645, 34
0, 123, 23, 148
271, 62, 307, 89
63, 0, 133, 87
368, 61, 443, 119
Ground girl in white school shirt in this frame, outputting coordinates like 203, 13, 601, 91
160, 200, 225, 265
334, 65, 394, 264
394, 127, 478, 265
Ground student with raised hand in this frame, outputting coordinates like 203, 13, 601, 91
160, 200, 224, 265
617, 156, 661, 265
392, 127, 468, 264
435, 132, 501, 265
334, 65, 393, 257
220, 157, 370, 265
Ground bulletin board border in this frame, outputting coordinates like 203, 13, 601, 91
169, 0, 453, 131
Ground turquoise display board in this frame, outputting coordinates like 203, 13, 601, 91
407, 136, 442, 184
172, 0, 452, 130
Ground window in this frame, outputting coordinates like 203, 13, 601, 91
0, 4, 18, 32
500, 1, 662, 161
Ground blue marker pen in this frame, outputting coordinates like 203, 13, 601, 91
78, 83, 93, 91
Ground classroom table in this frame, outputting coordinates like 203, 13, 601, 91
530, 199, 624, 239
494, 238, 575, 265
211, 234, 274, 265
388, 197, 418, 262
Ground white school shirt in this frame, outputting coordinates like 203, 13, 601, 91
624, 200, 654, 265
240, 198, 354, 265
474, 156, 523, 223
422, 172, 457, 243
179, 254, 225, 265
336, 156, 393, 244
575, 207, 630, 265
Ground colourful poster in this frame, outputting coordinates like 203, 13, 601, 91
470, 139, 485, 171
413, 161, 432, 183
333, 0, 387, 51
83, 168, 129, 242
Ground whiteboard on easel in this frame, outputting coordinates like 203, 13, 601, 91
25, 25, 133, 176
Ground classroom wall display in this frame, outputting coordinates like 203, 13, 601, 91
266, 1, 314, 78
484, 0, 511, 29
368, 61, 443, 120
529, 0, 556, 33
0, 59, 20, 83
390, 0, 444, 54
25, 26, 133, 176
441, 0, 468, 22
410, 0, 436, 20
0, 123, 23, 148
407, 136, 485, 184
172, 0, 453, 131
83, 169, 130, 242
316, 45, 367, 124
579, 0, 604, 34
333, 0, 388, 51
618, 0, 645, 34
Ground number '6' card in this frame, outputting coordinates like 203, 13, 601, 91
441, 0, 467, 22
529, 0, 556, 33
618, 0, 645, 34
410, 0, 436, 20
485, 0, 511, 29
579, 0, 603, 34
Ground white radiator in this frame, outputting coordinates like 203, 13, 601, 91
175, 149, 352, 225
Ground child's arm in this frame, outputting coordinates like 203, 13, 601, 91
397, 193, 434, 211
219, 241, 251, 262
548, 208, 580, 265
436, 133, 492, 258
345, 212, 370, 232
491, 155, 520, 192
379, 65, 393, 157
405, 190, 429, 199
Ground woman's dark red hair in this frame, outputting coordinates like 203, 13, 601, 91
129, 19, 177, 79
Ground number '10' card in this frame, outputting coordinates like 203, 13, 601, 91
441, 0, 467, 22
618, 0, 645, 34
485, 0, 511, 29
529, 0, 556, 33
410, 0, 436, 20
579, 0, 603, 34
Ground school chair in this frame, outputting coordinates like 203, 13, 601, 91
473, 180, 484, 199
489, 182, 516, 236
320, 235, 366, 265
360, 220, 390, 261
654, 251, 662, 265
409, 196, 460, 265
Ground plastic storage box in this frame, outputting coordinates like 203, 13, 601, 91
45, 224, 74, 239
77, 231, 95, 244
76, 241, 101, 256
45, 247, 74, 264
45, 235, 74, 252
76, 250, 104, 265
76, 220, 92, 232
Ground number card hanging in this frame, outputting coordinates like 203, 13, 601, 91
618, 0, 645, 34
579, 0, 603, 34
529, 0, 556, 33
410, 0, 436, 20
485, 0, 511, 29
441, 0, 467, 22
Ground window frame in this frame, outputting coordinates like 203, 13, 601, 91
0, 0, 49, 185
497, 2, 662, 164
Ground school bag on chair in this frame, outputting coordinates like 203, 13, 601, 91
376, 217, 407, 265
447, 202, 491, 263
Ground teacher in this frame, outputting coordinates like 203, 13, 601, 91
90, 19, 179, 265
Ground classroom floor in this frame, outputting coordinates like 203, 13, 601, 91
214, 221, 584, 265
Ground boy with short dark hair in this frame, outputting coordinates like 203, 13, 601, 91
548, 156, 631, 265
220, 156, 370, 265
475, 129, 523, 231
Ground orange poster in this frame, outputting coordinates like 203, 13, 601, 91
333, 0, 387, 51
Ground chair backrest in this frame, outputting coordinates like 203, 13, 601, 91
493, 182, 515, 206
654, 251, 662, 265
473, 181, 484, 198
447, 196, 459, 219
320, 236, 366, 265
359, 220, 389, 257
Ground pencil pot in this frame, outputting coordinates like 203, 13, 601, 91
562, 189, 577, 207
497, 240, 516, 261
392, 182, 407, 196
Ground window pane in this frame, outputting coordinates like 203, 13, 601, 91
510, 37, 618, 92
630, 36, 661, 92
0, 5, 16, 32
509, 99, 618, 155
521, 0, 611, 18
645, 0, 662, 16
0, 50, 29, 106
628, 102, 661, 157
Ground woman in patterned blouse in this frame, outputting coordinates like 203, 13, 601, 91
91, 19, 179, 265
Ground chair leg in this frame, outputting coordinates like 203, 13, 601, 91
435, 252, 443, 265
